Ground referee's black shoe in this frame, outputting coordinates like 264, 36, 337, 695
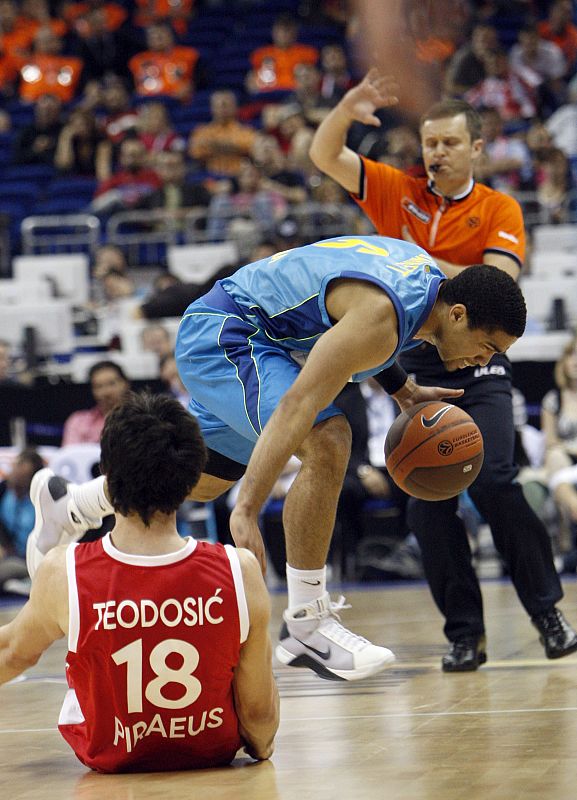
532, 608, 577, 659
442, 635, 487, 672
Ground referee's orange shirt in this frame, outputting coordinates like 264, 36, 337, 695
354, 157, 526, 269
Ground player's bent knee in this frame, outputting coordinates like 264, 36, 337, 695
298, 415, 352, 471
188, 473, 237, 502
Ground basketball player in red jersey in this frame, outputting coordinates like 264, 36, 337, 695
0, 393, 279, 773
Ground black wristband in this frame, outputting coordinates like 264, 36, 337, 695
373, 362, 409, 395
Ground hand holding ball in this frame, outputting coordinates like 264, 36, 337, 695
385, 402, 484, 500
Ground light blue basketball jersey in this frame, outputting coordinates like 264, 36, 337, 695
219, 235, 445, 382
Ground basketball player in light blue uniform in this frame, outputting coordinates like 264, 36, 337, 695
32, 235, 525, 684
173, 235, 526, 681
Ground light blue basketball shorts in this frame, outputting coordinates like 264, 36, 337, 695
175, 283, 342, 467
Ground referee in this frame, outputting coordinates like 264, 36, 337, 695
310, 67, 577, 671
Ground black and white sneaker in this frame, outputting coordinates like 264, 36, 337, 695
29, 468, 101, 554
275, 593, 395, 681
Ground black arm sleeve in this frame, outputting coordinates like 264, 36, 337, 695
372, 362, 409, 395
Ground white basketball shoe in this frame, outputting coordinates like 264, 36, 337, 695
275, 593, 395, 681
30, 468, 101, 554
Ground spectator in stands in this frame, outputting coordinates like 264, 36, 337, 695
444, 22, 498, 97
97, 76, 138, 146
319, 43, 353, 104
91, 135, 161, 214
0, 0, 36, 57
13, 92, 63, 166
538, 0, 577, 74
509, 23, 567, 115
246, 13, 319, 94
546, 80, 577, 159
138, 149, 211, 219
474, 107, 533, 192
0, 340, 18, 387
282, 62, 332, 127
466, 49, 537, 121
541, 336, 577, 570
69, 4, 141, 85
533, 146, 574, 224
61, 0, 127, 36
133, 0, 195, 39
275, 104, 316, 174
136, 101, 184, 157
141, 322, 173, 359
206, 157, 288, 240
54, 107, 107, 177
370, 125, 424, 176
188, 90, 258, 178
100, 268, 137, 304
251, 134, 308, 204
17, 25, 84, 104
62, 360, 130, 446
0, 448, 44, 594
159, 352, 189, 407
128, 21, 199, 103
17, 0, 67, 39
92, 243, 127, 280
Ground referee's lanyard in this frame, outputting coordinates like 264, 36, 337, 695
428, 198, 447, 249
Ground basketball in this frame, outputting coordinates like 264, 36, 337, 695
384, 402, 484, 501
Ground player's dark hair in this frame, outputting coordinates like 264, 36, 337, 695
420, 100, 482, 141
100, 391, 207, 526
438, 265, 526, 338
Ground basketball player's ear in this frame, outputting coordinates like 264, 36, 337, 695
449, 304, 467, 325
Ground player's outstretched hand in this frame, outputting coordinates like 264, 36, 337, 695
230, 508, 267, 575
392, 378, 464, 412
340, 68, 399, 127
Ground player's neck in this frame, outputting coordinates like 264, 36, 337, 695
109, 513, 187, 556
415, 303, 442, 345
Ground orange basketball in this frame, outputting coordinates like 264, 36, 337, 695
384, 401, 484, 501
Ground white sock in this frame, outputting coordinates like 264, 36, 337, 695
70, 476, 113, 520
286, 564, 327, 609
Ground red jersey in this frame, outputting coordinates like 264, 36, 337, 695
58, 535, 248, 773
355, 157, 526, 268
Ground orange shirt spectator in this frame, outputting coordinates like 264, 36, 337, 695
188, 90, 257, 176
538, 0, 577, 70
248, 14, 318, 93
129, 22, 199, 101
17, 27, 83, 104
0, 0, 36, 57
62, 1, 127, 35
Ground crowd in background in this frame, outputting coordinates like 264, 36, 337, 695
2, 0, 577, 591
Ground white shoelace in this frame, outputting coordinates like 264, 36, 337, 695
319, 618, 370, 652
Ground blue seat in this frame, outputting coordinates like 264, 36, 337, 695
1, 164, 56, 183
32, 196, 91, 215
0, 184, 39, 204
47, 177, 98, 197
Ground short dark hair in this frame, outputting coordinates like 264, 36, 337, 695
100, 392, 207, 525
420, 100, 482, 142
17, 448, 45, 474
438, 265, 526, 338
88, 360, 129, 383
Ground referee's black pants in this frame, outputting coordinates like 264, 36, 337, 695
401, 351, 562, 642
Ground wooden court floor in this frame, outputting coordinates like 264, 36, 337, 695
2, 578, 577, 800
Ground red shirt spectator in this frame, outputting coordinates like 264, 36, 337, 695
129, 22, 199, 102
466, 50, 536, 121
92, 137, 161, 212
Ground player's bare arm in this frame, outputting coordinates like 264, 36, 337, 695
309, 68, 398, 193
233, 549, 279, 761
0, 548, 67, 686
